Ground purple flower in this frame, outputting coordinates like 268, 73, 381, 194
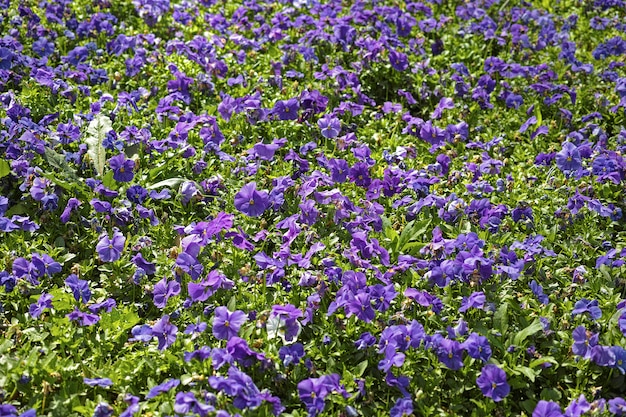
571, 326, 598, 359
152, 277, 181, 309
390, 397, 413, 417
355, 332, 377, 350
65, 274, 91, 303
317, 114, 341, 139
346, 292, 376, 323
564, 395, 590, 417
96, 230, 125, 262
272, 98, 299, 121
572, 299, 602, 320
126, 185, 148, 204
175, 252, 204, 280
555, 142, 582, 173
180, 181, 199, 205
152, 315, 178, 350
328, 158, 349, 183
67, 308, 100, 326
92, 402, 113, 417
213, 306, 247, 340
435, 338, 464, 370
234, 182, 270, 217
279, 343, 305, 366
146, 379, 180, 399
31, 253, 62, 278
459, 291, 486, 312
119, 394, 140, 417
60, 197, 81, 223
463, 332, 492, 362
591, 345, 616, 367
619, 311, 626, 337
84, 377, 113, 388
174, 392, 212, 417
533, 400, 563, 417
389, 49, 408, 71
530, 280, 549, 305
108, 154, 135, 182
476, 364, 510, 402
268, 305, 303, 342
348, 162, 371, 188
609, 398, 626, 416
29, 293, 53, 319
297, 375, 342, 416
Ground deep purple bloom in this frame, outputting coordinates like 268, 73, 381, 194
530, 280, 549, 305
355, 332, 377, 350
146, 379, 180, 399
459, 291, 486, 312
108, 154, 135, 182
152, 314, 178, 350
317, 114, 341, 139
346, 292, 376, 323
126, 185, 148, 204
533, 400, 563, 417
60, 197, 81, 223
572, 299, 602, 320
390, 397, 413, 417
152, 277, 181, 309
269, 304, 303, 342
279, 343, 305, 366
435, 338, 464, 370
328, 158, 349, 183
564, 395, 590, 417
591, 345, 616, 367
96, 230, 125, 262
463, 332, 492, 362
234, 182, 270, 217
476, 364, 510, 402
65, 274, 91, 303
84, 377, 113, 388
119, 394, 140, 417
609, 398, 626, 416
31, 253, 62, 278
297, 375, 343, 416
213, 306, 247, 340
572, 326, 598, 359
175, 252, 204, 280
174, 392, 212, 417
67, 308, 100, 326
555, 142, 582, 173
348, 162, 371, 188
29, 293, 53, 319
272, 98, 299, 120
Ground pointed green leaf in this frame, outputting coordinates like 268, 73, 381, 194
513, 319, 543, 346
0, 159, 9, 178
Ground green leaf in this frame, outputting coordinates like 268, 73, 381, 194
72, 406, 90, 416
355, 360, 368, 377
514, 365, 536, 382
0, 159, 9, 178
540, 388, 562, 401
84, 113, 112, 177
43, 148, 79, 180
227, 295, 237, 312
513, 319, 543, 346
530, 356, 558, 369
102, 169, 115, 189
146, 177, 188, 190
493, 302, 509, 335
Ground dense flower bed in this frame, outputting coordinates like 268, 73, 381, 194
0, 0, 625, 416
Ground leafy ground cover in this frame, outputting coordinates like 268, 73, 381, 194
0, 0, 625, 415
